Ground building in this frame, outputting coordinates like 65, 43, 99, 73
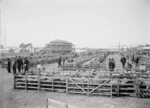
19, 43, 33, 53
45, 39, 74, 54
136, 46, 150, 56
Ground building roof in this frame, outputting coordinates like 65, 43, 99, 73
49, 39, 73, 45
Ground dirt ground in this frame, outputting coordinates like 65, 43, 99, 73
0, 54, 150, 108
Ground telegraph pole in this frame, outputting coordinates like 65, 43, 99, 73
0, 7, 1, 47
5, 26, 6, 49
0, 1, 4, 108
119, 42, 120, 52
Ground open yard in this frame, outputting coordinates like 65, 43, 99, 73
0, 54, 150, 108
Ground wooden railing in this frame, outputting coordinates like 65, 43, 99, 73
14, 71, 150, 98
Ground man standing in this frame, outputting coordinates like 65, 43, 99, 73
58, 56, 62, 68
24, 57, 29, 72
17, 56, 23, 73
126, 61, 132, 72
108, 59, 113, 71
120, 55, 126, 69
7, 58, 11, 73
112, 58, 115, 71
135, 55, 140, 66
13, 58, 17, 74
131, 54, 135, 63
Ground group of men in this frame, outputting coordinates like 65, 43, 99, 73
120, 55, 139, 71
108, 58, 115, 71
109, 54, 134, 72
131, 54, 141, 66
7, 56, 29, 74
57, 56, 66, 68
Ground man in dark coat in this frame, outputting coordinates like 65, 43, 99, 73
120, 55, 126, 69
17, 56, 23, 73
111, 58, 115, 71
58, 56, 62, 68
24, 57, 29, 72
109, 58, 115, 71
109, 59, 113, 71
135, 56, 140, 66
7, 58, 11, 73
131, 54, 135, 63
13, 58, 17, 74
126, 61, 132, 72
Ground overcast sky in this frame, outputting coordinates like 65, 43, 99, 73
0, 0, 150, 48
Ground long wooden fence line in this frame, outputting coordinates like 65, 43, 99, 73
46, 98, 77, 108
14, 73, 150, 98
14, 74, 113, 97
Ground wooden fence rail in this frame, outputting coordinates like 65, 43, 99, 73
14, 73, 150, 98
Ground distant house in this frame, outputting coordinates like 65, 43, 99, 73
0, 49, 9, 54
137, 46, 150, 55
45, 39, 74, 54
75, 48, 87, 54
19, 43, 33, 53
34, 47, 44, 53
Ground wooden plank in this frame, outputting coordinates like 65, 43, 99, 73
89, 92, 112, 95
40, 88, 53, 91
117, 80, 120, 97
14, 75, 25, 78
111, 84, 112, 98
52, 76, 54, 92
96, 88, 111, 91
119, 88, 135, 90
66, 78, 68, 94
87, 74, 90, 96
53, 85, 66, 87
47, 98, 66, 107
69, 79, 87, 93
27, 79, 38, 81
53, 81, 66, 84
16, 79, 25, 81
119, 93, 136, 95
14, 75, 16, 89
40, 80, 53, 83
15, 86, 26, 88
25, 74, 27, 90
68, 91, 87, 94
68, 82, 88, 85
27, 83, 38, 85
40, 84, 53, 86
88, 79, 110, 94
38, 73, 41, 91
27, 86, 38, 89
67, 87, 88, 89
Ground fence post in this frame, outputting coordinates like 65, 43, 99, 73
25, 73, 27, 90
38, 69, 41, 91
117, 79, 120, 97
66, 78, 68, 95
136, 79, 139, 97
52, 69, 54, 92
87, 72, 90, 97
111, 81, 113, 98
14, 75, 16, 89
